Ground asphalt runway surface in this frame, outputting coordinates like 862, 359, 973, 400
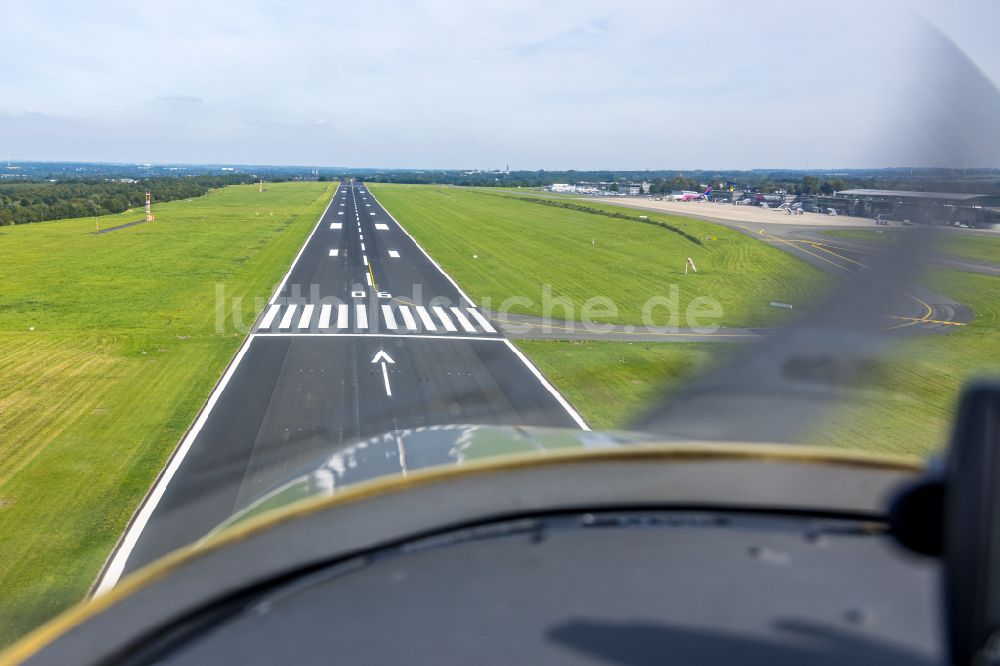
96, 182, 587, 590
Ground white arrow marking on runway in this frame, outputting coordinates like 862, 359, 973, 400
371, 350, 395, 396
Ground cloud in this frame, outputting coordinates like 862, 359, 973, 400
154, 95, 204, 104
1, 0, 997, 168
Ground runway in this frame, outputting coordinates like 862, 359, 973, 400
95, 182, 587, 591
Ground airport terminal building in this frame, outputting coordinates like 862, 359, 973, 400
811, 189, 1000, 228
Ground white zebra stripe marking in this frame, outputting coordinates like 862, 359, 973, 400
466, 308, 497, 333
298, 304, 314, 329
278, 304, 298, 329
259, 304, 281, 329
449, 307, 477, 333
415, 306, 437, 331
398, 305, 418, 330
381, 305, 398, 330
432, 306, 458, 332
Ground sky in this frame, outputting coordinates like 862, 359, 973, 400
1, 0, 998, 170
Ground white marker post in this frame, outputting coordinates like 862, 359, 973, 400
372, 350, 395, 396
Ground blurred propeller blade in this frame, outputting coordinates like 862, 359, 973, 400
631, 22, 1000, 443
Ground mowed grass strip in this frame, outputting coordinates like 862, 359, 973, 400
514, 340, 731, 430
369, 184, 825, 328
0, 181, 334, 647
517, 270, 1000, 458
807, 269, 1000, 457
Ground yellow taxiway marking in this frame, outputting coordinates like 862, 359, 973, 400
734, 224, 857, 272
886, 316, 965, 326
735, 224, 965, 331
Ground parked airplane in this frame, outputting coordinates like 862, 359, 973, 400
667, 187, 713, 201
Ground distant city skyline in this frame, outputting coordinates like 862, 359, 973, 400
2, 0, 998, 170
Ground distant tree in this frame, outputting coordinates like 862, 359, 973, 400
801, 176, 820, 194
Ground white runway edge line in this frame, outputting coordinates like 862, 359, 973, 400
94, 333, 259, 595
365, 186, 586, 430
93, 183, 343, 595
502, 339, 591, 431
364, 187, 477, 308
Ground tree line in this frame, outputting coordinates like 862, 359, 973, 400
0, 175, 255, 226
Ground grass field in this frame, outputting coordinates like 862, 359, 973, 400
0, 181, 334, 647
515, 269, 1000, 458
514, 340, 730, 430
807, 268, 1000, 456
369, 184, 825, 328
823, 228, 1000, 265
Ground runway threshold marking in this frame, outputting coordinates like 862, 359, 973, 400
450, 307, 477, 333
399, 305, 418, 330
382, 305, 398, 330
432, 306, 458, 332
297, 304, 314, 329
466, 308, 497, 333
415, 306, 437, 331
259, 304, 281, 329
278, 304, 298, 329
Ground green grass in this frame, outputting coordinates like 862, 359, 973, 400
823, 229, 1000, 265
807, 269, 1000, 456
514, 340, 730, 430
515, 270, 1000, 458
369, 184, 825, 328
0, 181, 334, 647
